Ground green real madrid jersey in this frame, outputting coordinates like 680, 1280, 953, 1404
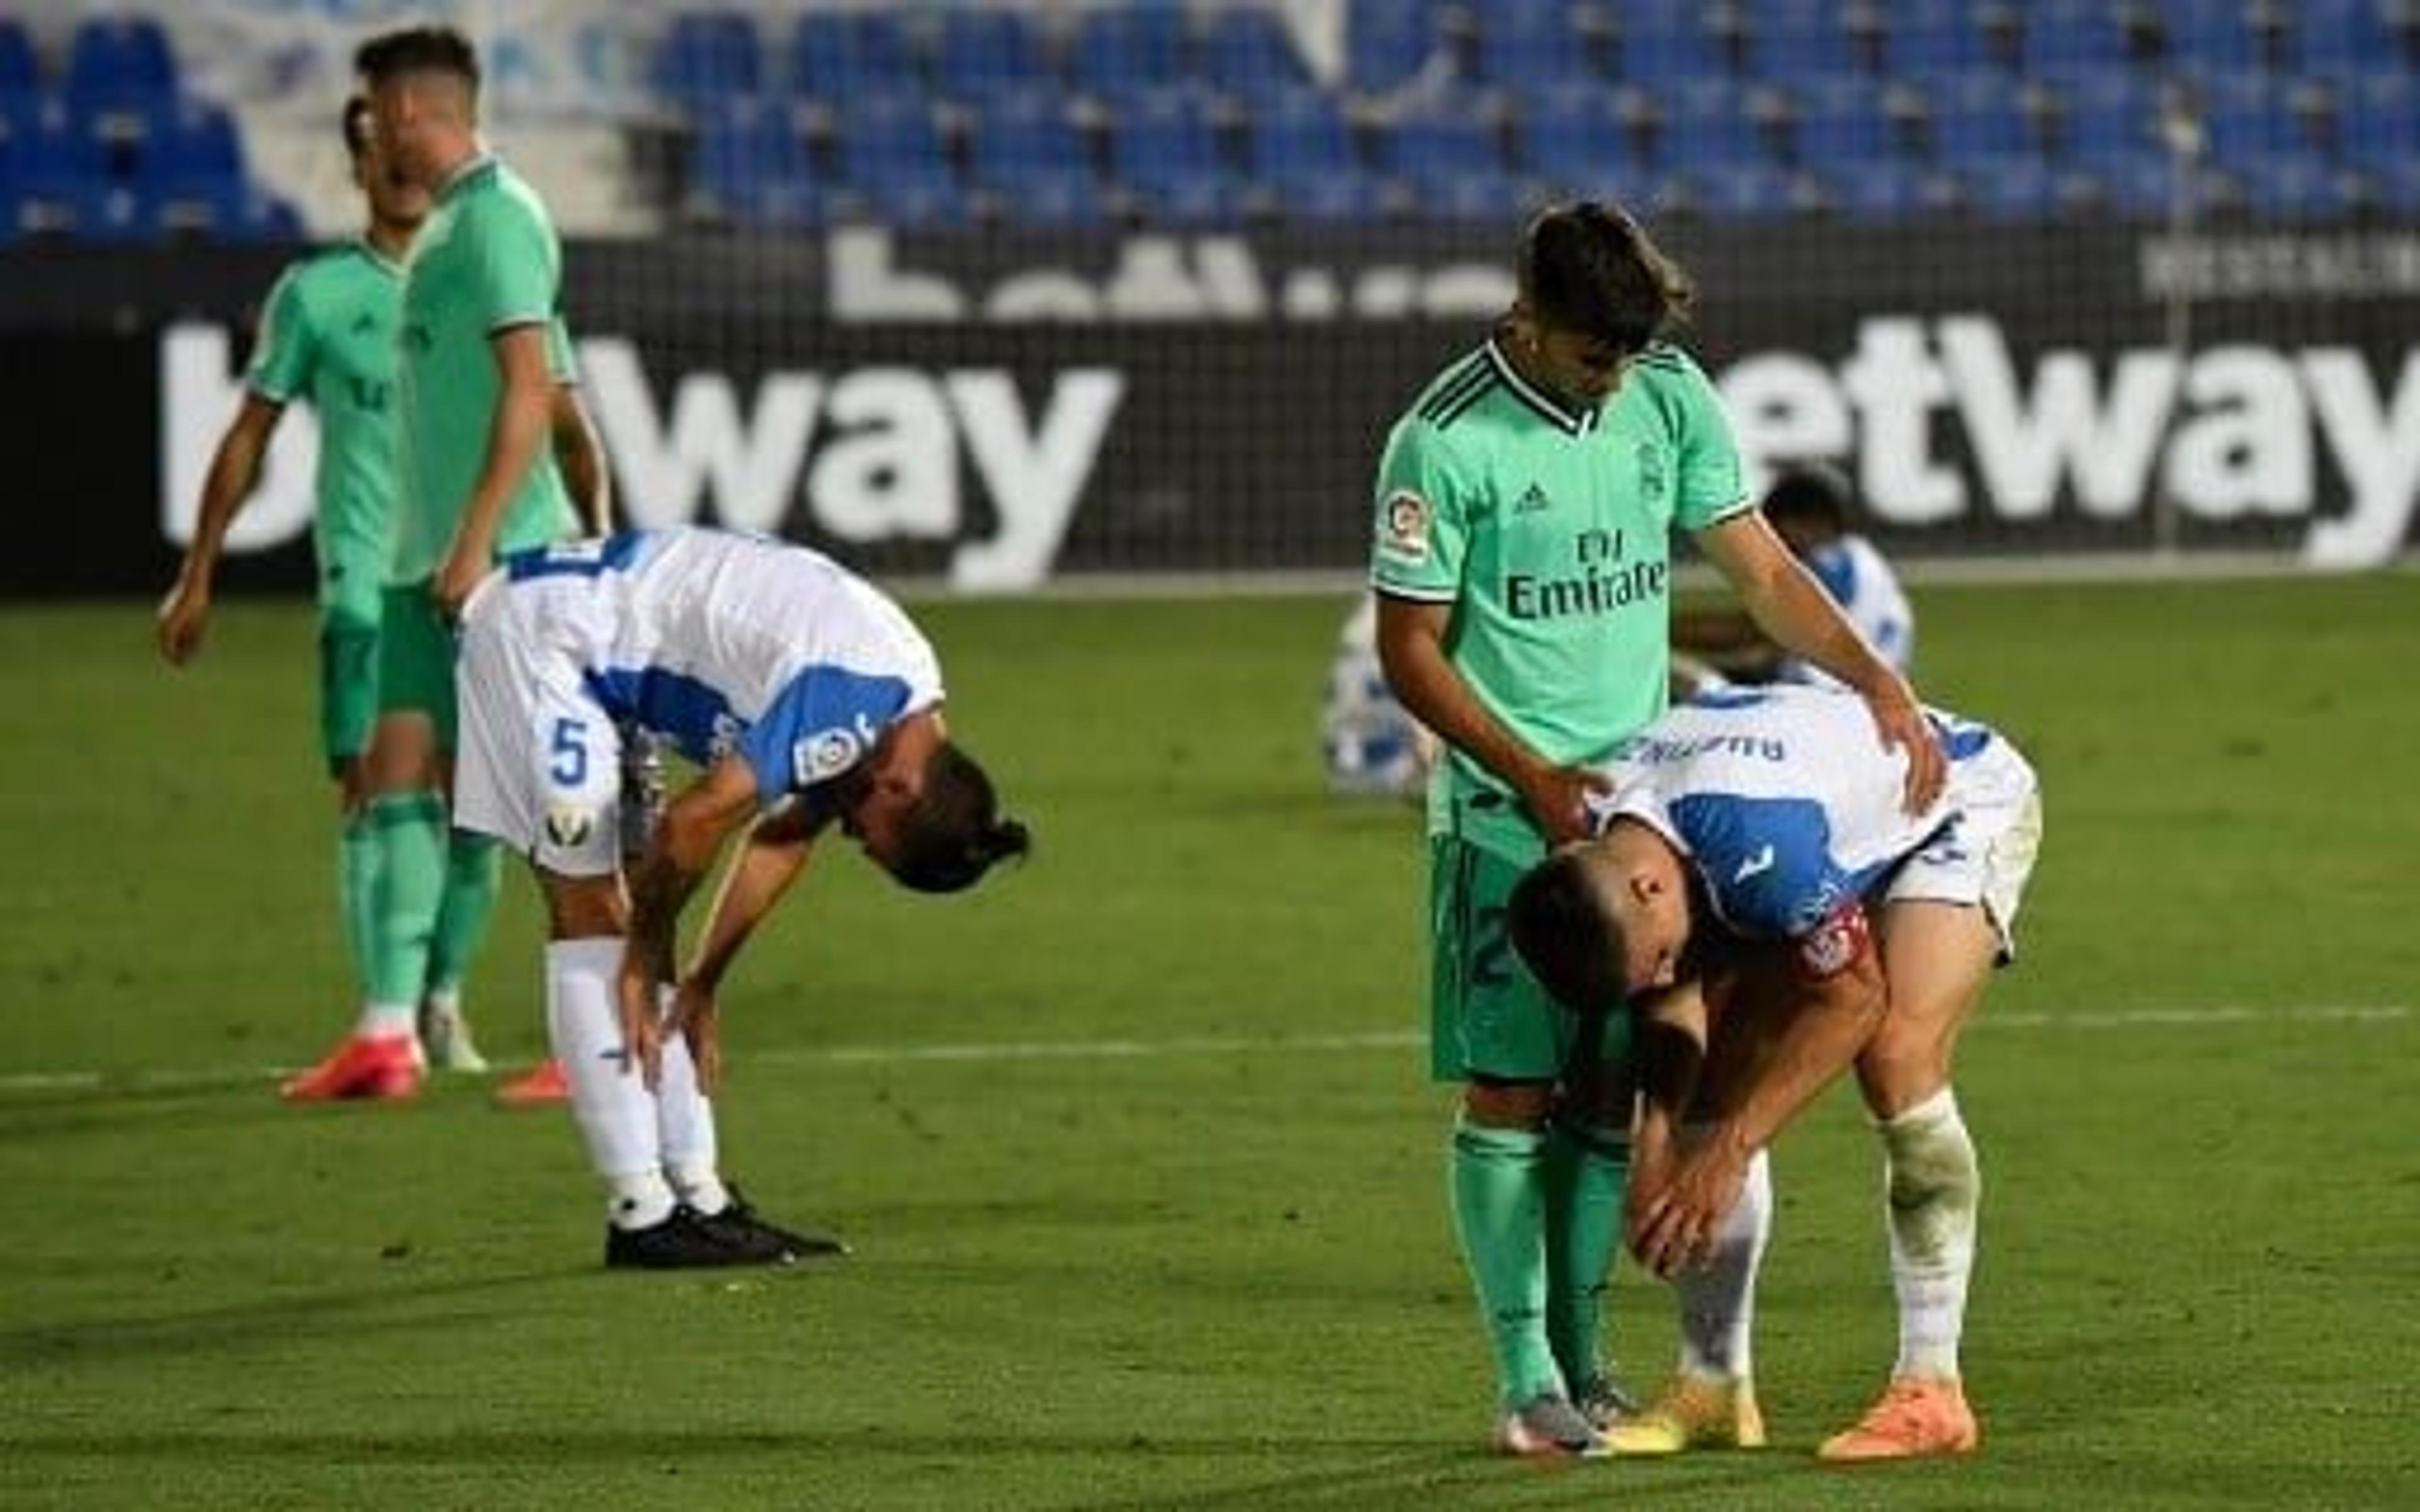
1369, 335, 1750, 860
246, 241, 405, 618
391, 154, 579, 586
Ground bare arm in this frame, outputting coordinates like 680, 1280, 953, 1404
625, 753, 765, 985
1374, 593, 1601, 843
158, 394, 286, 664
1695, 512, 1944, 811
432, 323, 556, 613
684, 799, 821, 993
551, 383, 613, 536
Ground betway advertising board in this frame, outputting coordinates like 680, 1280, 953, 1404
6, 224, 2417, 598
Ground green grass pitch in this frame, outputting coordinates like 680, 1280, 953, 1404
1, 576, 2415, 1509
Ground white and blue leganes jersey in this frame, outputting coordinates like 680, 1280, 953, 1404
498, 528, 942, 806
1783, 534, 1914, 687
1585, 683, 2003, 946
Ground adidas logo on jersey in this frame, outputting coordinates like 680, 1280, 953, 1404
1515, 483, 1552, 513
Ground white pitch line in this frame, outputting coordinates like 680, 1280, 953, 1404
0, 1005, 2406, 1097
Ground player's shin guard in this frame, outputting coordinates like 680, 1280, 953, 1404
1674, 1140, 1772, 1382
362, 792, 444, 1026
1877, 1087, 1979, 1381
1541, 1118, 1628, 1392
546, 938, 673, 1228
425, 830, 503, 1001
1450, 1118, 1562, 1407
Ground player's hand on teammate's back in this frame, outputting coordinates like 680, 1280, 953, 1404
615, 951, 666, 1089
1865, 682, 1946, 815
1519, 764, 1615, 847
156, 581, 210, 665
667, 978, 722, 1096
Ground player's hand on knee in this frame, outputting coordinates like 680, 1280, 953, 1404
669, 978, 722, 1095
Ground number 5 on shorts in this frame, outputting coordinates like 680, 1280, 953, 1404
549, 717, 589, 788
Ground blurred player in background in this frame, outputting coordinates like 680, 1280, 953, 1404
452, 526, 1030, 1266
1320, 592, 1434, 799
1508, 683, 2041, 1462
278, 25, 613, 1104
158, 97, 487, 1086
1671, 461, 1915, 696
1369, 200, 1943, 1458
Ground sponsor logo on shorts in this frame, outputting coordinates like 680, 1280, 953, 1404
544, 803, 597, 849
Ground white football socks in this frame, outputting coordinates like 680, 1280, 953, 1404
1877, 1086, 1980, 1382
654, 1026, 730, 1217
1674, 1140, 1773, 1382
545, 937, 674, 1230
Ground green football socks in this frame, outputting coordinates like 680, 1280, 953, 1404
1450, 1119, 1563, 1408
425, 830, 502, 1000
338, 810, 379, 1001
1541, 1118, 1629, 1391
364, 791, 444, 1012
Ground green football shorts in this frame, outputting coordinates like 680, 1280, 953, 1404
1429, 833, 1631, 1084
376, 580, 460, 748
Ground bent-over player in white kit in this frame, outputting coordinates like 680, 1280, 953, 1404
1507, 682, 2041, 1463
455, 527, 1030, 1268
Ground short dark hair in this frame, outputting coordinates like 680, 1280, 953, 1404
1760, 461, 1856, 534
340, 94, 372, 160
1517, 200, 1694, 353
1507, 850, 1628, 1016
887, 743, 1030, 895
355, 26, 481, 93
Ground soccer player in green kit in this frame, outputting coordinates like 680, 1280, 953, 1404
1369, 200, 1945, 1458
278, 25, 612, 1104
159, 96, 532, 1091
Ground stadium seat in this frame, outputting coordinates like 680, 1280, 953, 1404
1957, 152, 2063, 220
136, 99, 245, 190
1824, 158, 1965, 220
1344, 0, 1453, 94
1107, 87, 1245, 227
2049, 69, 2169, 168
2332, 70, 2419, 171
2228, 151, 2359, 221
2153, 0, 2274, 73
1613, 1, 1726, 83
1782, 74, 1901, 166
1470, 3, 1601, 89
1069, 6, 1190, 105
63, 15, 179, 118
1642, 77, 1771, 176
2017, 0, 2162, 80
831, 94, 962, 228
2287, 0, 2406, 74
934, 9, 1051, 105
2191, 70, 2298, 159
1376, 95, 1509, 207
1923, 72, 2038, 166
967, 88, 1106, 229
1199, 9, 1316, 110
654, 12, 764, 110
1877, 0, 1993, 75
1515, 80, 1649, 195
791, 11, 919, 108
2357, 156, 2420, 215
686, 95, 815, 222
1245, 88, 1389, 224
1674, 161, 1824, 221
1737, 0, 1862, 79
0, 16, 39, 103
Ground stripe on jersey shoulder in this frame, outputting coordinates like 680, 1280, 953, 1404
1429, 373, 1501, 430
1417, 352, 1494, 423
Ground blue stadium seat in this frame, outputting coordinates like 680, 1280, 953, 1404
1923, 72, 2037, 165
1644, 78, 1769, 175
1411, 171, 1535, 226
1470, 3, 1600, 89
1824, 158, 1965, 220
1515, 80, 1647, 193
831, 94, 962, 228
1738, 0, 1862, 79
967, 88, 1105, 229
1069, 6, 1190, 105
2049, 69, 2167, 168
2358, 156, 2420, 215
1199, 9, 1315, 109
0, 16, 40, 101
934, 9, 1051, 105
64, 15, 178, 117
1344, 0, 1453, 94
1376, 96, 1508, 207
1782, 74, 1899, 166
791, 11, 919, 107
1879, 0, 1992, 75
2153, 0, 2273, 73
2228, 151, 2358, 221
1957, 152, 2062, 219
2019, 0, 2160, 80
2073, 150, 2227, 219
1245, 88, 1388, 224
1674, 162, 1823, 221
9, 176, 143, 241
687, 96, 815, 222
2332, 71, 2419, 170
1612, 1, 1726, 83
137, 99, 244, 190
1108, 88, 1245, 227
2191, 70, 2299, 159
654, 13, 764, 111
2287, 0, 2404, 75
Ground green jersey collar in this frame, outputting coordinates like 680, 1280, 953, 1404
435, 151, 499, 204
1485, 335, 1598, 437
352, 236, 406, 277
